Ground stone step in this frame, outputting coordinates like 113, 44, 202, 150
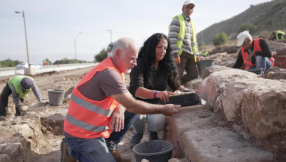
168, 108, 276, 162
182, 127, 274, 162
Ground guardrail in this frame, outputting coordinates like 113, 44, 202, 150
0, 63, 95, 71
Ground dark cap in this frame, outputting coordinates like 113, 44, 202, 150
21, 78, 34, 90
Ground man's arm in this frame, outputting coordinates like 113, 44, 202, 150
233, 50, 244, 69
255, 39, 271, 58
31, 82, 42, 101
169, 17, 180, 59
11, 85, 23, 108
112, 92, 180, 116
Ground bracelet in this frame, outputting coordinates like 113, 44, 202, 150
154, 91, 159, 99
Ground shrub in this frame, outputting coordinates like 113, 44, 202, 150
95, 48, 107, 62
212, 32, 228, 46
198, 42, 206, 51
237, 23, 257, 34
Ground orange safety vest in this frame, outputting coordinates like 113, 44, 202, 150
241, 39, 275, 70
64, 57, 125, 139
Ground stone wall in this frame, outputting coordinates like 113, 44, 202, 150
199, 68, 286, 160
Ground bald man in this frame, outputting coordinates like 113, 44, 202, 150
60, 38, 181, 162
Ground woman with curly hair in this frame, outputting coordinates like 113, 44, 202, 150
128, 33, 189, 148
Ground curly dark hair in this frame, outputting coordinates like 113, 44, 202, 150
138, 33, 180, 88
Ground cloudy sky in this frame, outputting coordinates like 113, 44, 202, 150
0, 0, 271, 64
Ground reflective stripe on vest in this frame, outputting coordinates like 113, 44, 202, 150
276, 31, 285, 40
241, 39, 275, 70
8, 75, 33, 98
170, 15, 198, 62
64, 57, 124, 139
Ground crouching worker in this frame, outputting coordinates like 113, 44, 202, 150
0, 75, 42, 119
60, 38, 180, 162
233, 31, 274, 74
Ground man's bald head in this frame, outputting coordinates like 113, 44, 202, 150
109, 38, 139, 73
110, 38, 138, 57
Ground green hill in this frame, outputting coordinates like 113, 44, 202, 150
197, 0, 286, 45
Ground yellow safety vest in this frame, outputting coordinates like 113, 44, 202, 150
8, 75, 33, 98
170, 15, 198, 62
276, 31, 285, 40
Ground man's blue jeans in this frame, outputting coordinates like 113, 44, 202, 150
64, 137, 116, 162
248, 56, 272, 74
106, 110, 138, 150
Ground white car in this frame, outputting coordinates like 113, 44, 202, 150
15, 63, 42, 70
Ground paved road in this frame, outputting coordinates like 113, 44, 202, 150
0, 63, 97, 77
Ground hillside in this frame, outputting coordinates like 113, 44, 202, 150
197, 0, 286, 45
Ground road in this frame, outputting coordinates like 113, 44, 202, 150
0, 63, 97, 77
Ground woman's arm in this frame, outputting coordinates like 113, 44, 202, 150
135, 87, 174, 103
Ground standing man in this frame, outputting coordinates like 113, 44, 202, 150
61, 38, 180, 162
233, 31, 274, 74
0, 75, 42, 119
169, 0, 199, 85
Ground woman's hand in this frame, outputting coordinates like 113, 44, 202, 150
155, 91, 175, 103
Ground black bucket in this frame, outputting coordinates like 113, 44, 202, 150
197, 59, 215, 77
247, 68, 263, 75
133, 140, 174, 162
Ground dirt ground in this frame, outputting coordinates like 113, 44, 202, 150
0, 67, 176, 162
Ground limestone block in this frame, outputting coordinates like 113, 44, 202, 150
201, 65, 232, 80
0, 126, 14, 141
199, 69, 257, 111
182, 127, 274, 162
263, 66, 286, 80
184, 77, 202, 90
222, 79, 258, 122
241, 79, 286, 139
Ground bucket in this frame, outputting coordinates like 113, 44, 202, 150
247, 68, 263, 75
47, 89, 65, 106
133, 140, 174, 162
197, 59, 215, 77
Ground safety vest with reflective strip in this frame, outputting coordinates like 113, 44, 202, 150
8, 75, 33, 98
170, 15, 198, 62
64, 57, 125, 139
241, 39, 275, 70
276, 31, 285, 40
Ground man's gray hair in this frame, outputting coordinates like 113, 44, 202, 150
109, 38, 130, 57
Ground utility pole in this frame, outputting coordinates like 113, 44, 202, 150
74, 32, 82, 62
16, 11, 30, 67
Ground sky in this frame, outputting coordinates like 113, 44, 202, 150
0, 0, 271, 64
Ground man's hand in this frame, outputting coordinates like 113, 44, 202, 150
160, 104, 180, 116
109, 104, 125, 132
18, 106, 29, 116
175, 57, 180, 65
246, 51, 255, 61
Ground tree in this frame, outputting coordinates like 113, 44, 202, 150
94, 48, 107, 62
237, 23, 257, 34
0, 59, 22, 67
212, 32, 228, 46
